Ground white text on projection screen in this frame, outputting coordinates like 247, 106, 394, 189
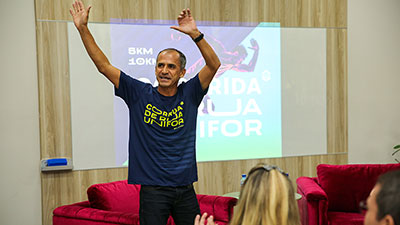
110, 21, 281, 165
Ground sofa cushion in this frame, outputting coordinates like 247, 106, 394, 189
327, 211, 364, 225
87, 180, 140, 214
53, 201, 140, 225
317, 164, 400, 212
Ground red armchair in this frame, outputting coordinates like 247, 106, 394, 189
53, 180, 237, 225
296, 163, 400, 225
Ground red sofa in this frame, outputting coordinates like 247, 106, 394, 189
296, 163, 400, 225
53, 180, 237, 225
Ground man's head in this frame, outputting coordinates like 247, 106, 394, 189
155, 48, 186, 93
364, 169, 400, 225
157, 48, 186, 70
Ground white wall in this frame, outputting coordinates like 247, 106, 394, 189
0, 0, 42, 224
348, 0, 400, 163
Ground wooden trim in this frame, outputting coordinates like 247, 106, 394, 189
327, 28, 348, 153
36, 21, 72, 159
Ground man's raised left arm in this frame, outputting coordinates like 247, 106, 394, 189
171, 9, 221, 90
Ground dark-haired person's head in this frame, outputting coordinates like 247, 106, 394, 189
157, 48, 186, 70
364, 169, 400, 225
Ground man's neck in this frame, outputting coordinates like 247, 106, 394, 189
157, 86, 178, 97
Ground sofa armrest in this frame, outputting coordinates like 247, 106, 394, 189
297, 177, 329, 225
197, 195, 237, 224
297, 177, 327, 201
53, 201, 139, 225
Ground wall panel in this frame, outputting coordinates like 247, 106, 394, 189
36, 0, 346, 27
35, 0, 347, 224
327, 28, 348, 153
41, 154, 347, 224
195, 153, 348, 195
36, 22, 72, 159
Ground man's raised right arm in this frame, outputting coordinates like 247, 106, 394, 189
70, 0, 120, 88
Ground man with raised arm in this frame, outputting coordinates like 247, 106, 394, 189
70, 1, 220, 225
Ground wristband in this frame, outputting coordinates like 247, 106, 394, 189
193, 33, 204, 43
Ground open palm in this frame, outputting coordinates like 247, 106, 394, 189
69, 0, 92, 29
171, 8, 198, 36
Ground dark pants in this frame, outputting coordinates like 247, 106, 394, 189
139, 184, 200, 225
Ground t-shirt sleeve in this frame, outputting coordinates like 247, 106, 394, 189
184, 73, 209, 106
114, 71, 147, 106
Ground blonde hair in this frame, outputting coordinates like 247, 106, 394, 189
229, 164, 300, 225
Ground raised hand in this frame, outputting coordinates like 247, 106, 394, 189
249, 38, 259, 51
69, 0, 92, 30
170, 8, 200, 38
194, 213, 217, 225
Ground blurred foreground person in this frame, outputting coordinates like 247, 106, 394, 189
364, 169, 400, 225
195, 164, 301, 225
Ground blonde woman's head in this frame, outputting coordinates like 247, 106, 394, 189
230, 164, 300, 225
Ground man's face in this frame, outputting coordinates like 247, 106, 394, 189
364, 185, 383, 225
155, 50, 185, 89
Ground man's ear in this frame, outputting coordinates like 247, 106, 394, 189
180, 68, 186, 78
380, 215, 395, 225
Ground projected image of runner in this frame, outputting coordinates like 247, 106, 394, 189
110, 21, 281, 164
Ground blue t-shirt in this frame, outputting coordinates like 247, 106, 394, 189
115, 71, 207, 186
